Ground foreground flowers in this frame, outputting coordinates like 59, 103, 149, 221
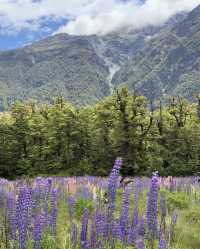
0, 161, 199, 249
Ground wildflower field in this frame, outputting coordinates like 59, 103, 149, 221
0, 158, 200, 249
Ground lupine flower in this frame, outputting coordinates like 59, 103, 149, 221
44, 178, 52, 226
159, 233, 167, 249
0, 167, 184, 249
81, 209, 89, 249
68, 195, 76, 219
107, 158, 122, 227
7, 192, 17, 240
50, 188, 58, 236
127, 180, 141, 245
33, 214, 45, 249
169, 179, 176, 192
94, 210, 108, 239
106, 158, 123, 246
0, 185, 6, 208
138, 216, 145, 237
90, 218, 97, 249
112, 219, 121, 239
82, 187, 92, 200
16, 186, 32, 249
120, 186, 131, 242
136, 237, 145, 249
94, 210, 104, 235
107, 158, 123, 215
146, 172, 159, 240
127, 226, 137, 246
133, 179, 140, 227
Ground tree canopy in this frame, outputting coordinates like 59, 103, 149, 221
1, 87, 200, 179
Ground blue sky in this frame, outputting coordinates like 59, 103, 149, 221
0, 0, 199, 51
0, 18, 67, 50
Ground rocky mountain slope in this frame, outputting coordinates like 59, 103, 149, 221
0, 6, 198, 110
112, 5, 200, 103
0, 26, 163, 109
0, 34, 110, 109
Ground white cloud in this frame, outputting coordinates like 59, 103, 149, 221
0, 0, 200, 36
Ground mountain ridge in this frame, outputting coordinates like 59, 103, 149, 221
0, 7, 199, 110
112, 5, 200, 103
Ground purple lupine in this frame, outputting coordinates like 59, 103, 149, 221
133, 179, 140, 227
0, 185, 4, 207
136, 237, 145, 249
82, 187, 92, 200
119, 186, 131, 242
93, 211, 108, 240
112, 219, 121, 239
127, 226, 137, 246
127, 180, 141, 245
33, 214, 45, 249
94, 210, 108, 239
169, 179, 176, 192
138, 216, 145, 237
80, 209, 89, 249
107, 158, 123, 215
146, 172, 159, 241
68, 195, 76, 219
44, 178, 52, 226
102, 215, 109, 238
7, 192, 17, 240
90, 218, 97, 249
94, 210, 103, 235
107, 157, 123, 242
159, 233, 167, 249
33, 178, 46, 207
49, 188, 58, 236
16, 186, 32, 249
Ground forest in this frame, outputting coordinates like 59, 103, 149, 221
1, 87, 200, 179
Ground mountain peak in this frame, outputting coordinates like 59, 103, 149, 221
112, 4, 200, 103
173, 4, 200, 37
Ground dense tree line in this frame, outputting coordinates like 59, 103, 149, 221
1, 87, 200, 179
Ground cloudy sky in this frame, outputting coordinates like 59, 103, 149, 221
0, 0, 200, 50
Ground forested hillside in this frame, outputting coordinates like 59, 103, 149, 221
113, 5, 200, 102
0, 6, 200, 112
1, 87, 200, 179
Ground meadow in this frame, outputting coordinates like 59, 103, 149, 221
0, 158, 200, 249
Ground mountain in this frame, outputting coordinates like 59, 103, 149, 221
0, 24, 169, 110
0, 34, 111, 109
0, 7, 197, 110
112, 5, 200, 103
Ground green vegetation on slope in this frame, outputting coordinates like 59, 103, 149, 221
0, 34, 110, 109
0, 10, 190, 111
112, 5, 200, 103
